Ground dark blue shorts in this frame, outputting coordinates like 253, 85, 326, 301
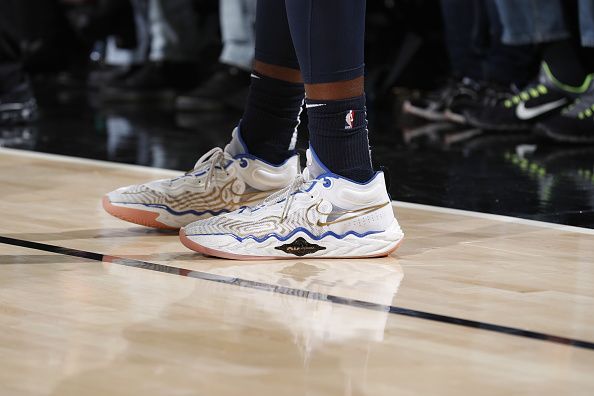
255, 0, 366, 84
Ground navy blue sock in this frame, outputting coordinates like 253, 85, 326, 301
306, 95, 374, 182
239, 72, 305, 165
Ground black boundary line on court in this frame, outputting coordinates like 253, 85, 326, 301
2, 235, 594, 352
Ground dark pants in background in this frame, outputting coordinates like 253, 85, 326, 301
441, 0, 538, 86
0, 0, 24, 93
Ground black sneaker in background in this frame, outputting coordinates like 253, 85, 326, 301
402, 77, 481, 122
98, 62, 202, 103
440, 78, 485, 125
0, 80, 38, 126
536, 88, 594, 143
464, 63, 592, 132
451, 82, 517, 125
175, 66, 251, 112
87, 65, 142, 90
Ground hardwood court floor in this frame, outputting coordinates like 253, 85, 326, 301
1, 147, 593, 395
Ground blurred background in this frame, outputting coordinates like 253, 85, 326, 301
1, 0, 594, 227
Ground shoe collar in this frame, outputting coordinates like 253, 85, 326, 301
226, 125, 298, 167
304, 147, 383, 186
541, 62, 594, 94
225, 126, 250, 157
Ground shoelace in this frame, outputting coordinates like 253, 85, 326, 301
262, 175, 306, 222
258, 171, 317, 222
481, 84, 518, 107
504, 84, 548, 108
175, 147, 233, 189
562, 97, 594, 119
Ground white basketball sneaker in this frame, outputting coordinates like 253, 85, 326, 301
180, 149, 404, 259
102, 128, 300, 229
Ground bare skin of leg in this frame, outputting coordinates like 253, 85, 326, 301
254, 60, 303, 83
254, 60, 364, 100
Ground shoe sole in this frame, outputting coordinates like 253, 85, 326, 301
0, 101, 38, 125
535, 124, 594, 143
179, 228, 404, 261
175, 97, 225, 112
444, 110, 467, 124
98, 90, 176, 103
402, 101, 448, 122
464, 113, 532, 132
102, 196, 178, 230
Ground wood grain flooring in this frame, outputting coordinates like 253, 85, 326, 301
1, 148, 593, 395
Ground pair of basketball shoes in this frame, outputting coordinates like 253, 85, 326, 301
103, 128, 404, 260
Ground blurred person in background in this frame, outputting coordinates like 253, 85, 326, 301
175, 0, 257, 112
465, 0, 594, 143
98, 0, 215, 102
0, 0, 38, 126
84, 0, 150, 89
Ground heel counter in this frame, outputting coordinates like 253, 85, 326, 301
240, 155, 299, 190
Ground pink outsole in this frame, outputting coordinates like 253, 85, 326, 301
179, 228, 404, 261
179, 229, 278, 260
102, 196, 178, 230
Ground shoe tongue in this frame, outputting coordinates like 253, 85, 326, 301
305, 148, 329, 180
224, 127, 248, 157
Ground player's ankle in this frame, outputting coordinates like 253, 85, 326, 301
306, 94, 374, 183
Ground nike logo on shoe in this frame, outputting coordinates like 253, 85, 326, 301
515, 98, 568, 120
312, 201, 390, 227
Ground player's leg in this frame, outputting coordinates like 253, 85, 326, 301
285, 0, 373, 183
181, 0, 404, 259
236, 0, 305, 165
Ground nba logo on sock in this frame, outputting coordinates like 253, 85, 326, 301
345, 110, 355, 129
